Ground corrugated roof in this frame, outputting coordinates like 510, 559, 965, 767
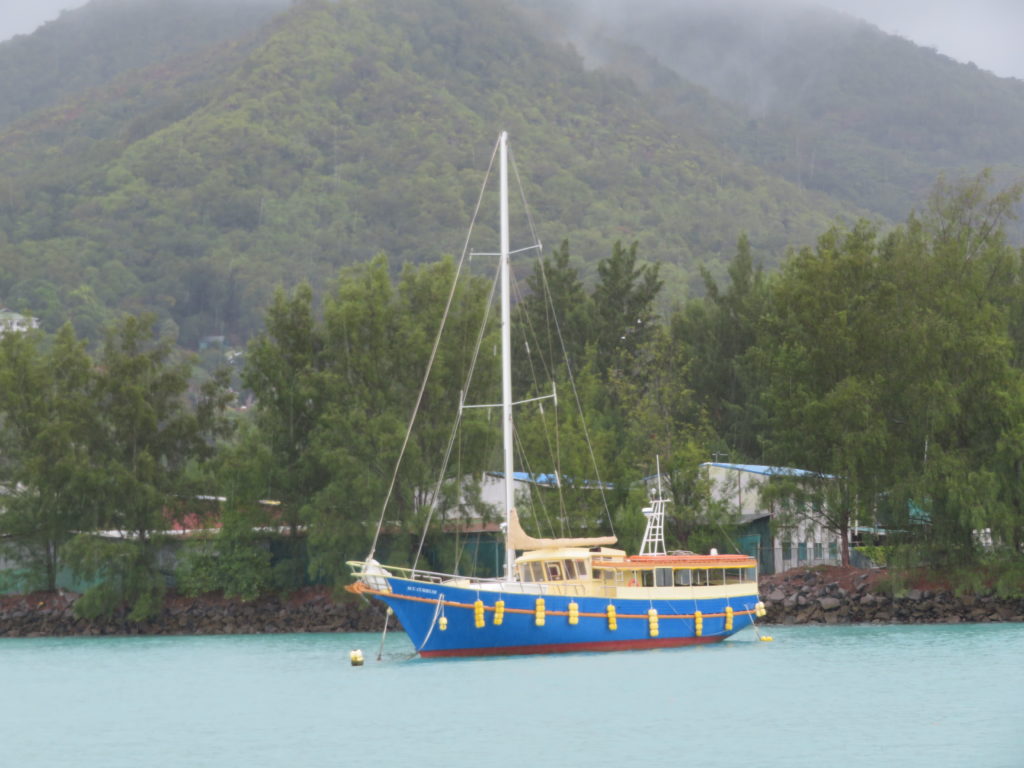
702, 462, 826, 478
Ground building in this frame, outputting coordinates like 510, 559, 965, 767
702, 462, 842, 575
0, 308, 39, 336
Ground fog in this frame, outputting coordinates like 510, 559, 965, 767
813, 0, 1024, 80
1, 0, 90, 41
0, 0, 288, 44
3, 0, 1023, 81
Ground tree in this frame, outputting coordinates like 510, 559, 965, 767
749, 172, 1024, 571
513, 239, 591, 393
675, 234, 767, 458
238, 282, 328, 587
0, 324, 97, 591
63, 314, 232, 620
590, 240, 662, 378
307, 255, 496, 583
749, 221, 896, 566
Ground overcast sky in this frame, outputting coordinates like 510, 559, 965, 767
3, 0, 1024, 80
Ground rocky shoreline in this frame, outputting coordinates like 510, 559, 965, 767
0, 588, 399, 638
759, 566, 1024, 625
2, 567, 1023, 637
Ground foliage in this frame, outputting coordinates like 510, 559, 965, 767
0, 314, 234, 619
61, 535, 167, 622
0, 324, 98, 590
176, 532, 274, 602
0, 0, 856, 347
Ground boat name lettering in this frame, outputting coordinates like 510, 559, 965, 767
409, 586, 439, 596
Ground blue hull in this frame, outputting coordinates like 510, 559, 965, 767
367, 577, 760, 657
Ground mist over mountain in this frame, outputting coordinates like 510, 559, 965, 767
0, 0, 1020, 347
519, 0, 1024, 224
0, 0, 288, 130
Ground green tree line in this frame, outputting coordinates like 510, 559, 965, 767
2, 172, 1024, 620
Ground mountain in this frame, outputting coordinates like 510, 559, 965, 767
0, 0, 863, 346
4, 0, 1022, 349
523, 0, 1024, 225
0, 0, 288, 130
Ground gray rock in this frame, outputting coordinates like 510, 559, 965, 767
819, 596, 842, 611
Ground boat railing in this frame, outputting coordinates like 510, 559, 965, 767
348, 560, 510, 586
348, 560, 595, 596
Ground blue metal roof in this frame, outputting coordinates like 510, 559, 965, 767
702, 462, 827, 478
488, 471, 613, 489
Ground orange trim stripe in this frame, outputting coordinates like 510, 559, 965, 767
348, 583, 756, 620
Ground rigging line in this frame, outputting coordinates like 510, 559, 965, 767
508, 233, 574, 530
510, 277, 563, 515
511, 422, 561, 538
510, 264, 555, 385
533, 246, 615, 537
509, 147, 542, 255
417, 593, 446, 652
367, 135, 501, 562
451, 428, 464, 576
512, 147, 615, 535
411, 263, 502, 573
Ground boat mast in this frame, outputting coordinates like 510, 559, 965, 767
499, 131, 516, 582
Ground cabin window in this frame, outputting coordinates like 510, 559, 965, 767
529, 562, 545, 582
655, 568, 673, 587
724, 568, 741, 583
519, 565, 531, 581
674, 569, 691, 586
574, 560, 588, 578
592, 568, 603, 581
546, 562, 563, 581
637, 570, 651, 587
563, 559, 577, 579
708, 569, 725, 585
692, 569, 709, 586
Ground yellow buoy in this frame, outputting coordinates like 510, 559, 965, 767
493, 599, 505, 626
439, 616, 448, 631
759, 635, 774, 642
755, 601, 766, 618
725, 606, 734, 631
606, 604, 617, 631
694, 610, 703, 637
648, 607, 659, 638
568, 601, 579, 626
349, 649, 364, 666
535, 598, 546, 626
474, 599, 485, 629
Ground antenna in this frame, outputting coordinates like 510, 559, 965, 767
639, 456, 667, 556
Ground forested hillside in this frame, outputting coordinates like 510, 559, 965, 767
0, 0, 859, 346
526, 0, 1024, 226
0, 0, 287, 130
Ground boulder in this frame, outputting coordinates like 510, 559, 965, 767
819, 596, 842, 611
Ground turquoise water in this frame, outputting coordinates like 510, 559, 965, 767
2, 624, 1022, 767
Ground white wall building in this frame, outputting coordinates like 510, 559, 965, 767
702, 462, 843, 575
0, 309, 39, 335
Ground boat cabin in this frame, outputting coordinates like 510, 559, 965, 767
514, 547, 757, 598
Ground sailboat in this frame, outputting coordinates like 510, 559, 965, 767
347, 132, 764, 657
